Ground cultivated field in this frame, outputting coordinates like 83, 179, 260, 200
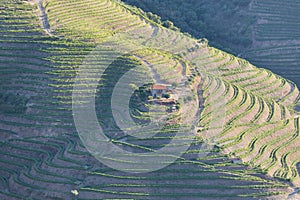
123, 0, 300, 88
0, 0, 299, 199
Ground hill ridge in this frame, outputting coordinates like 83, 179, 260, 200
0, 0, 299, 199
42, 0, 300, 184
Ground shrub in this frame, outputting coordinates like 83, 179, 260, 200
162, 20, 174, 28
171, 82, 179, 88
164, 93, 171, 99
146, 12, 162, 24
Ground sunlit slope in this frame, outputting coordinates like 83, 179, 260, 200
44, 0, 300, 185
121, 0, 300, 88
44, 0, 154, 41
0, 4, 290, 198
0, 0, 299, 199
193, 48, 300, 184
0, 0, 79, 134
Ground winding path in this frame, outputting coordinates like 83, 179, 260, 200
287, 188, 300, 199
36, 0, 61, 38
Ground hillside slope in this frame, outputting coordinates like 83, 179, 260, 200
123, 0, 300, 88
45, 0, 300, 182
0, 0, 299, 199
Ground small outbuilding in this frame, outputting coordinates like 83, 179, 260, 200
151, 84, 172, 98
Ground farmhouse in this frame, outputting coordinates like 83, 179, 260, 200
151, 84, 172, 98
150, 84, 179, 112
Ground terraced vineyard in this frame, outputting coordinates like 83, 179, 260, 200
0, 0, 300, 199
123, 0, 300, 88
244, 0, 300, 87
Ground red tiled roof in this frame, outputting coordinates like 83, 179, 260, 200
151, 84, 167, 90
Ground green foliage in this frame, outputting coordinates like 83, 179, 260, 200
123, 0, 300, 88
171, 82, 179, 88
162, 20, 173, 28
164, 93, 171, 99
123, 0, 255, 54
146, 12, 161, 24
0, 92, 28, 114
185, 95, 194, 102
0, 0, 298, 198
162, 20, 179, 31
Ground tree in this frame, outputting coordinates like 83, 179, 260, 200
171, 82, 179, 88
162, 20, 174, 28
164, 93, 171, 99
176, 103, 181, 110
146, 12, 162, 24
